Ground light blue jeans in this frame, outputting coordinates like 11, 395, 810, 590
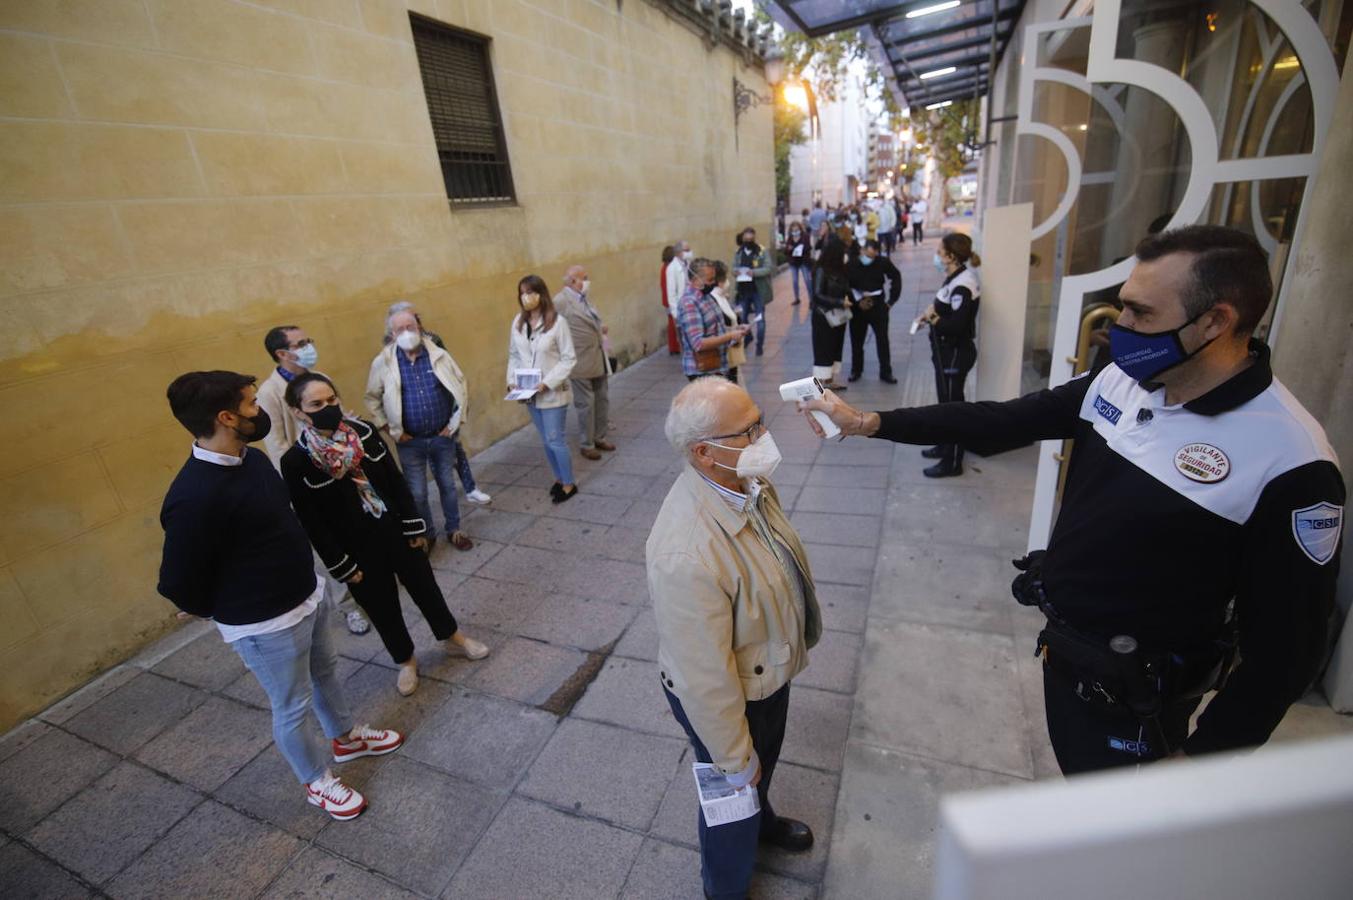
528, 403, 574, 485
231, 600, 353, 785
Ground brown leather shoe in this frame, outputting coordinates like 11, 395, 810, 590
580, 447, 602, 460
449, 531, 474, 551
595, 440, 617, 452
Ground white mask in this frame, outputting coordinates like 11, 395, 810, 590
395, 330, 421, 351
682, 250, 694, 261
580, 279, 591, 295
704, 431, 782, 481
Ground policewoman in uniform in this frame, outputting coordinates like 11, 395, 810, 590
917, 233, 981, 478
803, 226, 1344, 774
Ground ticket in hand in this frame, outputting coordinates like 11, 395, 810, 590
780, 377, 841, 439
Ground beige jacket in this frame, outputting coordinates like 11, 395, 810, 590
256, 368, 303, 469
363, 339, 469, 439
553, 286, 610, 380
507, 314, 576, 410
647, 467, 822, 776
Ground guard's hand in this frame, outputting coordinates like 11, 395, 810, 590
799, 390, 867, 438
346, 569, 364, 584
408, 537, 428, 551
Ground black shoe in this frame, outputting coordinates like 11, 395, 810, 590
552, 484, 578, 504
920, 446, 945, 459
756, 345, 764, 357
847, 372, 862, 383
880, 374, 898, 384
759, 816, 814, 853
791, 299, 802, 306
924, 461, 963, 478
549, 483, 564, 500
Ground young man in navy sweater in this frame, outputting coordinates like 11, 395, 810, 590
158, 370, 403, 820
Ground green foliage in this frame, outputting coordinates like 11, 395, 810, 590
910, 99, 979, 181
774, 100, 808, 201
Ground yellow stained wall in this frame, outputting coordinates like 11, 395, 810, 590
0, 0, 774, 729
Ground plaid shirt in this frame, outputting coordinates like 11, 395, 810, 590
676, 287, 727, 376
397, 347, 455, 437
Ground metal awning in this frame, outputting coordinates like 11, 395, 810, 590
767, 1, 1026, 110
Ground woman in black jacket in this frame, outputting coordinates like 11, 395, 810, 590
281, 373, 488, 697
811, 237, 852, 391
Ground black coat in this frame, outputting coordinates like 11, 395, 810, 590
281, 418, 426, 581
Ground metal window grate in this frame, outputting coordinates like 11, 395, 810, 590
410, 15, 515, 205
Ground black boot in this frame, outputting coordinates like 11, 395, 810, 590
924, 460, 963, 478
920, 446, 944, 459
880, 373, 897, 384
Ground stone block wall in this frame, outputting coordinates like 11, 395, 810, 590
0, 0, 774, 728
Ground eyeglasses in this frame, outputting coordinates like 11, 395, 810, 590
707, 416, 765, 445
288, 338, 314, 349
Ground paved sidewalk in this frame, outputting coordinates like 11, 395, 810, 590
2, 237, 1349, 899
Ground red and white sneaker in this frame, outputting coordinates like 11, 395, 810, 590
306, 773, 366, 820
332, 724, 404, 763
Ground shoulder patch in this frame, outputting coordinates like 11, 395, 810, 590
1093, 394, 1123, 425
1174, 443, 1230, 483
1292, 502, 1343, 565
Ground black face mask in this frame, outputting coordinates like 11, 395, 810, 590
233, 408, 271, 443
308, 404, 344, 432
700, 283, 716, 296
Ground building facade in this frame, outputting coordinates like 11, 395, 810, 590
0, 0, 774, 729
787, 70, 870, 210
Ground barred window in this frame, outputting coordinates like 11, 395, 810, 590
410, 15, 515, 205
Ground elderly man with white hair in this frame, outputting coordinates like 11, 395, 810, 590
647, 377, 822, 900
553, 265, 615, 461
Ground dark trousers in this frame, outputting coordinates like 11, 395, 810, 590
735, 283, 765, 352
1042, 666, 1201, 775
912, 221, 923, 244
930, 338, 975, 466
665, 684, 790, 900
880, 230, 897, 256
810, 309, 847, 369
848, 301, 892, 378
345, 530, 459, 665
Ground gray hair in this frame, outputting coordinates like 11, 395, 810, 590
664, 376, 732, 456
688, 256, 714, 283
563, 264, 585, 284
385, 300, 418, 336
675, 239, 690, 253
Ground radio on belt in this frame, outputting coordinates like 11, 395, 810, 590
780, 377, 841, 439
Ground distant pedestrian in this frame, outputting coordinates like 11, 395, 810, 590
807, 201, 827, 235
878, 199, 898, 256
509, 275, 579, 504
554, 265, 616, 461
811, 239, 852, 391
382, 301, 492, 509
733, 227, 773, 357
666, 240, 693, 356
159, 370, 402, 822
785, 222, 812, 306
661, 246, 682, 355
256, 324, 371, 637
283, 373, 488, 697
846, 239, 902, 384
365, 310, 476, 553
911, 197, 928, 245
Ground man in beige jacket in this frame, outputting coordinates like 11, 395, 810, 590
647, 377, 822, 900
553, 265, 616, 460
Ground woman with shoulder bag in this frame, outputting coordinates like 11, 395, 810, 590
675, 257, 749, 382
281, 373, 488, 698
709, 260, 747, 383
508, 275, 579, 504
811, 239, 853, 391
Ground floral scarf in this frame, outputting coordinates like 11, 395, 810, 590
302, 421, 387, 519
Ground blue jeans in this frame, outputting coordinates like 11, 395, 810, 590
788, 263, 811, 301
231, 600, 353, 785
396, 434, 461, 538
527, 404, 574, 485
664, 683, 790, 900
453, 437, 477, 493
736, 284, 765, 351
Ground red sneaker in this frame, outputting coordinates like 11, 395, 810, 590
306, 774, 366, 820
332, 725, 404, 763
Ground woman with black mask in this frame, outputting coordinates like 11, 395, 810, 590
785, 221, 812, 306
281, 373, 489, 698
811, 238, 852, 391
732, 227, 773, 357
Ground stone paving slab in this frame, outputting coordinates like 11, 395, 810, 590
316, 756, 503, 896
400, 687, 558, 790
151, 631, 248, 691
621, 837, 818, 900
464, 636, 587, 706
517, 594, 639, 652
107, 800, 302, 900
0, 841, 95, 899
444, 797, 645, 900
62, 671, 208, 757
259, 846, 422, 900
0, 727, 118, 834
134, 695, 274, 791
572, 656, 683, 738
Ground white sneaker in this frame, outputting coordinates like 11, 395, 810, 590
306, 773, 366, 820
345, 610, 370, 635
466, 489, 492, 505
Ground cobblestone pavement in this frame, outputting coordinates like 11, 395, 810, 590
3, 235, 1349, 899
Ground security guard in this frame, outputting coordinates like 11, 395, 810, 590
845, 238, 903, 384
916, 233, 981, 478
804, 225, 1344, 774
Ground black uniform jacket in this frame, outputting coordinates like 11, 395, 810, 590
872, 342, 1344, 756
846, 255, 903, 307
281, 417, 427, 582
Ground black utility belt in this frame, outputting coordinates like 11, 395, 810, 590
1037, 620, 1227, 707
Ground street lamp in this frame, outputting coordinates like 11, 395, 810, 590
734, 46, 784, 126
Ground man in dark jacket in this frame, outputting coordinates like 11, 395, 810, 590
845, 239, 903, 384
158, 370, 403, 821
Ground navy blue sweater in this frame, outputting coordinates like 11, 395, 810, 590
157, 446, 317, 625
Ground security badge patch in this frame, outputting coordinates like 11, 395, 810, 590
1292, 502, 1343, 566
1174, 443, 1230, 483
